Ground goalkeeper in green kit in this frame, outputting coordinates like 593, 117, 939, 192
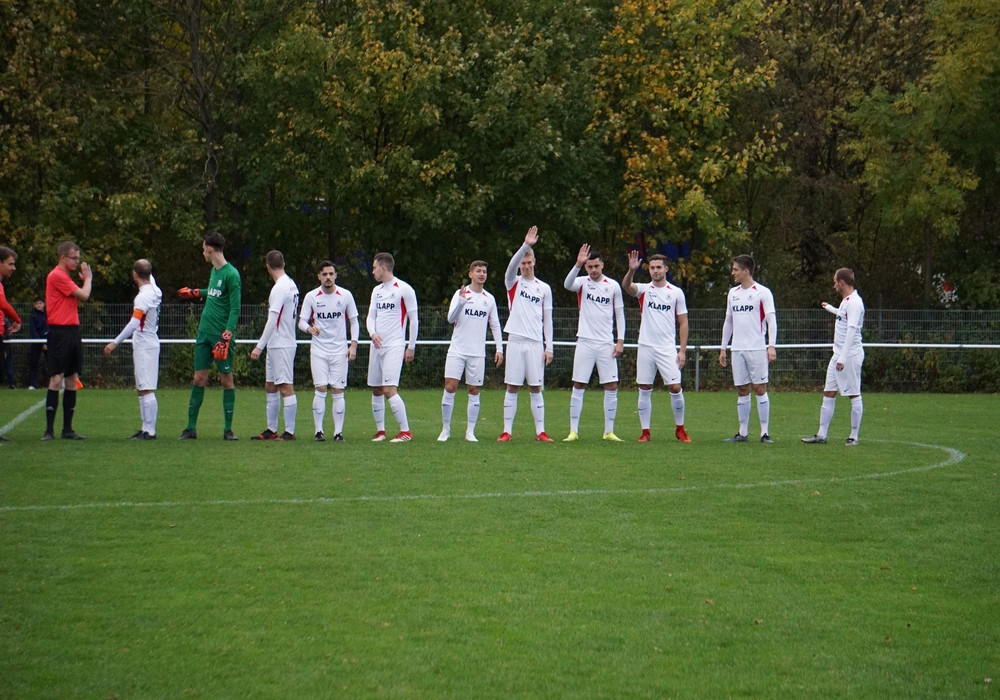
177, 231, 242, 440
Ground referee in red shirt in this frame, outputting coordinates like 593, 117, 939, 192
43, 241, 93, 440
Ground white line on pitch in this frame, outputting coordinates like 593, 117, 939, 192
0, 440, 966, 513
0, 398, 46, 437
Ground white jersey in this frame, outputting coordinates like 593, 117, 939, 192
504, 244, 553, 352
367, 277, 418, 349
564, 272, 625, 342
298, 285, 359, 358
258, 273, 299, 350
833, 292, 865, 361
117, 279, 162, 350
447, 287, 503, 357
722, 282, 776, 351
633, 282, 686, 347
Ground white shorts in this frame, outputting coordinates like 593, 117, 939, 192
823, 351, 864, 396
311, 351, 349, 389
265, 346, 296, 385
636, 344, 680, 386
571, 338, 619, 385
368, 344, 404, 387
133, 345, 160, 391
504, 338, 545, 387
731, 349, 769, 387
444, 353, 486, 387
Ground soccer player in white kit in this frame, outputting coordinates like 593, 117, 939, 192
250, 250, 300, 440
622, 250, 691, 443
367, 252, 419, 442
439, 260, 504, 442
718, 254, 777, 443
298, 260, 359, 442
103, 259, 162, 439
562, 244, 626, 442
498, 226, 555, 442
802, 267, 866, 446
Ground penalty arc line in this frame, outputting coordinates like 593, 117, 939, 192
0, 439, 966, 514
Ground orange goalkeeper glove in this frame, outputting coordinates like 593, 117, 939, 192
178, 287, 201, 300
212, 330, 233, 361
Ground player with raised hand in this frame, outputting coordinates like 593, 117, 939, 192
177, 231, 242, 441
498, 226, 555, 442
562, 244, 626, 442
103, 259, 162, 440
298, 260, 359, 442
718, 254, 777, 444
366, 252, 418, 442
622, 250, 690, 443
439, 260, 504, 442
802, 267, 866, 446
249, 251, 300, 441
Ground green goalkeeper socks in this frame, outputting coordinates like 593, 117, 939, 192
223, 388, 236, 431
187, 385, 205, 430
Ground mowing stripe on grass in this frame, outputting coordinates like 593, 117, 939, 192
0, 439, 965, 513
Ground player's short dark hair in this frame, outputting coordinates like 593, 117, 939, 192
133, 259, 152, 280
835, 267, 855, 287
647, 253, 668, 266
733, 254, 756, 276
0, 246, 15, 263
266, 250, 285, 269
34, 296, 44, 304
317, 260, 336, 273
469, 260, 487, 272
373, 252, 395, 272
204, 231, 226, 251
57, 241, 79, 258
587, 250, 603, 262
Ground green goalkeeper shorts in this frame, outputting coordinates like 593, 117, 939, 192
193, 336, 234, 374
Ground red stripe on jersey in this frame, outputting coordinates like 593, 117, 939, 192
577, 288, 583, 307
638, 292, 645, 314
507, 281, 518, 307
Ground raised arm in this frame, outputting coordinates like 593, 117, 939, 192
622, 250, 641, 297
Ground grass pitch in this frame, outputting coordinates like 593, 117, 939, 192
1, 388, 997, 698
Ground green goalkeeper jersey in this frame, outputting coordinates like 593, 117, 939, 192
197, 262, 242, 340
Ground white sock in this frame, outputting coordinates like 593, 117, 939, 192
818, 396, 836, 439
737, 394, 751, 436
569, 387, 585, 433
756, 392, 770, 436
388, 394, 409, 432
503, 391, 518, 434
850, 395, 863, 440
332, 392, 346, 435
372, 394, 385, 431
283, 395, 297, 435
637, 388, 652, 430
670, 390, 685, 427
266, 392, 280, 432
313, 390, 327, 433
467, 394, 481, 435
441, 390, 456, 431
603, 389, 618, 434
530, 391, 545, 434
140, 393, 157, 435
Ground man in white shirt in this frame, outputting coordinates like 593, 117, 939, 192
250, 250, 300, 440
439, 260, 504, 442
718, 254, 777, 443
803, 267, 866, 446
103, 259, 162, 439
563, 244, 626, 442
498, 226, 554, 442
367, 252, 419, 443
298, 260, 359, 442
622, 250, 691, 443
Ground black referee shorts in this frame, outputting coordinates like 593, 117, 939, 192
48, 325, 83, 378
